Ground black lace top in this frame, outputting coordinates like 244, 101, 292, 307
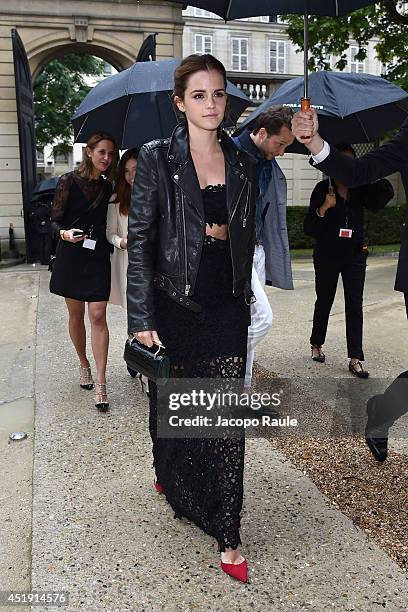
195, 184, 232, 307
52, 171, 109, 228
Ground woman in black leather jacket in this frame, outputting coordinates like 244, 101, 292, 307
127, 54, 256, 583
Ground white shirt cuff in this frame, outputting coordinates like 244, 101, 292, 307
311, 141, 330, 164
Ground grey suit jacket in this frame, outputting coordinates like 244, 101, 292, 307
232, 135, 293, 290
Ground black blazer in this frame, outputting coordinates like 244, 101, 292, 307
310, 118, 408, 292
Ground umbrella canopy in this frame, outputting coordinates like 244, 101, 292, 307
235, 71, 408, 152
165, 1, 375, 19
165, 1, 376, 102
72, 59, 250, 148
31, 176, 60, 201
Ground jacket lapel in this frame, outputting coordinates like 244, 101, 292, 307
168, 124, 204, 220
223, 133, 247, 220
175, 162, 204, 220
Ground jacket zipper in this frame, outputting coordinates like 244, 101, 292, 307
228, 177, 248, 291
242, 181, 251, 228
180, 190, 190, 295
230, 177, 248, 224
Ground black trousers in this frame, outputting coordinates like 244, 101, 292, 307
310, 250, 367, 360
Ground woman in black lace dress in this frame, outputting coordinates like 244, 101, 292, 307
127, 55, 256, 582
50, 133, 118, 411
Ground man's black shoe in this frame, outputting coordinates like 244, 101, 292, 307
364, 436, 388, 462
365, 396, 388, 462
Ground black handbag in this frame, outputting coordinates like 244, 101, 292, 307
123, 338, 170, 386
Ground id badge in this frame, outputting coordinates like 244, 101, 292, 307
339, 228, 353, 239
83, 238, 97, 250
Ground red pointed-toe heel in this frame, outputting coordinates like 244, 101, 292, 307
220, 557, 248, 583
154, 481, 163, 494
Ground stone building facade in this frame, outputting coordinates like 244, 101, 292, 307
0, 3, 404, 255
0, 0, 183, 254
182, 7, 404, 207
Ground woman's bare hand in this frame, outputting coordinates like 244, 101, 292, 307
324, 190, 337, 209
120, 237, 128, 249
135, 330, 162, 348
63, 228, 87, 243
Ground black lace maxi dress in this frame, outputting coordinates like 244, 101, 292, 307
149, 184, 250, 552
50, 172, 112, 302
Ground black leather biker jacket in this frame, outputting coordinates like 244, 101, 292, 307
127, 123, 256, 333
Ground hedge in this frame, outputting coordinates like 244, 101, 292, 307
287, 205, 405, 249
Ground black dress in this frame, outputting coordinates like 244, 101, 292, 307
149, 184, 249, 551
50, 172, 112, 302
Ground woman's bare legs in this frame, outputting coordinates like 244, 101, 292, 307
87, 301, 109, 384
65, 298, 89, 367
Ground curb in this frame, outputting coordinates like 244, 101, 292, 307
0, 256, 26, 269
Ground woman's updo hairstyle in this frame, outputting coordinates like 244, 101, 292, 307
173, 54, 227, 100
172, 54, 228, 123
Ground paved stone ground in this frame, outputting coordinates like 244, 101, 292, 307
0, 259, 407, 611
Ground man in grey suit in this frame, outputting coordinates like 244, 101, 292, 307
233, 106, 295, 386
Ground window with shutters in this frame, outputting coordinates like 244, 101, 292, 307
194, 34, 213, 55
350, 46, 365, 73
231, 38, 248, 71
269, 40, 286, 73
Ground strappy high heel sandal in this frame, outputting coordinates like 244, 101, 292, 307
311, 345, 325, 363
94, 383, 109, 412
79, 366, 94, 390
349, 360, 369, 379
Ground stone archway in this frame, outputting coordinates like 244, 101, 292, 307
0, 0, 183, 255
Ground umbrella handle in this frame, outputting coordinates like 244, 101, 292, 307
299, 97, 312, 141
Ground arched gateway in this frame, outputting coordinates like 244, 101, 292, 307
0, 1, 183, 258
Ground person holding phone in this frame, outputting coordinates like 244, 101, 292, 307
50, 132, 119, 411
127, 54, 256, 582
304, 144, 394, 378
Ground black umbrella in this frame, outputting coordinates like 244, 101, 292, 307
165, 1, 376, 106
235, 71, 408, 153
31, 176, 60, 202
71, 58, 250, 148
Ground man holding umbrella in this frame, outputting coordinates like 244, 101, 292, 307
291, 107, 408, 462
233, 105, 295, 387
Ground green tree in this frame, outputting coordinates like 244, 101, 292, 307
33, 54, 105, 155
284, 1, 408, 90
